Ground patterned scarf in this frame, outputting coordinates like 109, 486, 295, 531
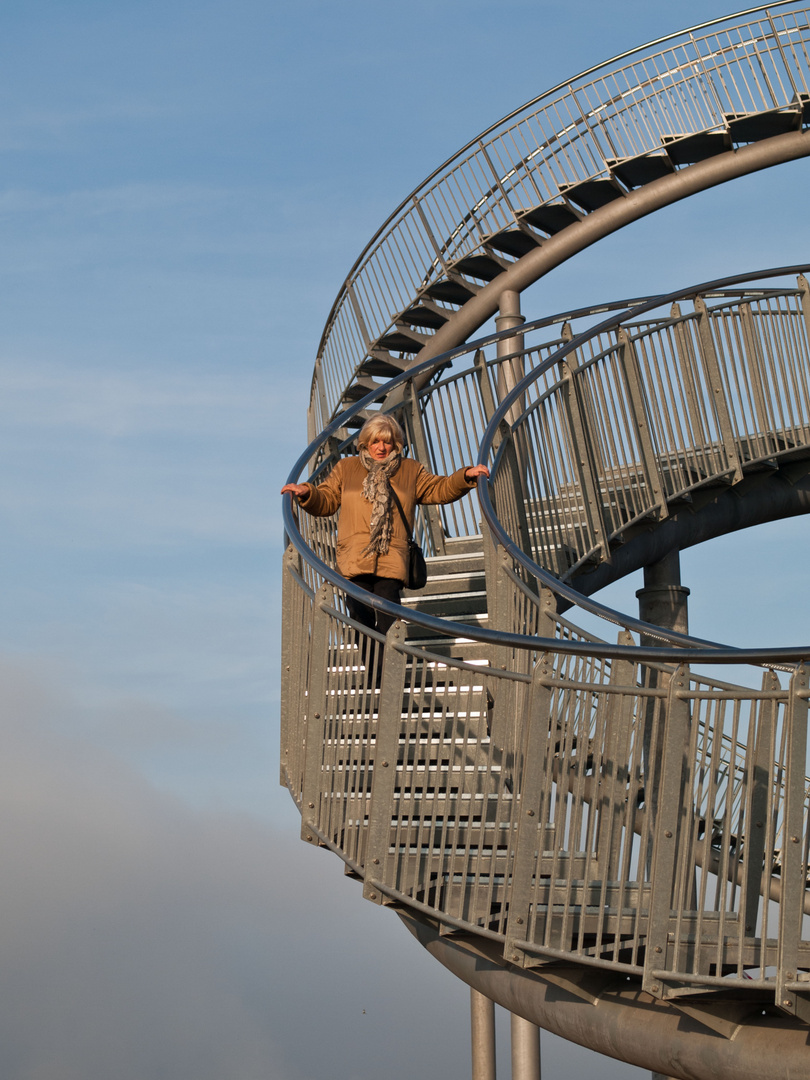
360, 447, 401, 556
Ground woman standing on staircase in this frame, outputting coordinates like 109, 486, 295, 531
281, 414, 489, 645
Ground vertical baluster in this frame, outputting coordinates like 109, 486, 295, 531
364, 622, 409, 903
561, 357, 609, 563
644, 663, 691, 997
693, 295, 742, 482
404, 380, 446, 554
504, 654, 554, 965
776, 663, 810, 1019
300, 583, 334, 845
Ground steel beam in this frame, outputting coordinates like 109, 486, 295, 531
510, 1013, 540, 1080
496, 290, 526, 428
392, 130, 810, 404
564, 459, 810, 601
401, 913, 810, 1080
470, 990, 497, 1080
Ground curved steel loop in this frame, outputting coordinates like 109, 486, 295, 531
283, 496, 785, 663
285, 266, 810, 664
315, 1, 810, 419
477, 262, 810, 656
286, 293, 669, 487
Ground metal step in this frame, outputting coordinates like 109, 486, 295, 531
404, 635, 491, 666
356, 353, 410, 378
661, 130, 731, 165
437, 535, 486, 556
726, 105, 801, 143
559, 177, 625, 212
341, 376, 382, 402
403, 568, 484, 598
422, 278, 478, 305
402, 590, 487, 618
519, 201, 580, 234
449, 253, 508, 283
399, 303, 449, 330
608, 152, 674, 189
485, 227, 542, 258
377, 328, 426, 355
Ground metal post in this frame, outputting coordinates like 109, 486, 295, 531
693, 295, 742, 483
635, 551, 690, 636
300, 583, 333, 845
470, 989, 496, 1080
636, 552, 690, 849
475, 347, 498, 427
279, 544, 301, 784
644, 663, 691, 998
404, 379, 446, 555
364, 621, 408, 904
776, 663, 810, 1020
495, 289, 525, 426
510, 1013, 540, 1080
561, 358, 608, 562
617, 326, 667, 520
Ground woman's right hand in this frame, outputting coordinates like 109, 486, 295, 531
281, 483, 309, 498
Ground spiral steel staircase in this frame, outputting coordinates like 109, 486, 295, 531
281, 6, 810, 1078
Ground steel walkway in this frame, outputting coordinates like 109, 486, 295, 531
282, 7, 810, 1078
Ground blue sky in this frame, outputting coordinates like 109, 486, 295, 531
1, 1, 810, 1078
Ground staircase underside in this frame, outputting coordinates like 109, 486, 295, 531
402, 913, 809, 1080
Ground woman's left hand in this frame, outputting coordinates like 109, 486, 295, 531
464, 464, 490, 484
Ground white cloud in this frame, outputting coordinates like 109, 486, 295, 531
0, 362, 276, 437
0, 655, 652, 1080
0, 659, 286, 1079
0, 100, 172, 153
0, 657, 471, 1080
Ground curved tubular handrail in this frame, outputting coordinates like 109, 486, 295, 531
285, 267, 810, 664
288, 291, 678, 484
478, 262, 810, 653
314, 1, 810, 420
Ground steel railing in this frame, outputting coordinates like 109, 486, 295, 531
479, 266, 810, 592
282, 268, 810, 1023
312, 2, 810, 426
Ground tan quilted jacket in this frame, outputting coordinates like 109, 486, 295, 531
298, 456, 475, 582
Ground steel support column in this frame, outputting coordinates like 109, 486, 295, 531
496, 290, 525, 426
635, 551, 690, 636
510, 1013, 540, 1080
636, 552, 690, 842
470, 989, 497, 1080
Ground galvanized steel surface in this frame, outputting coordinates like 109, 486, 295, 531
281, 7, 810, 1074
281, 271, 810, 1078
312, 2, 810, 425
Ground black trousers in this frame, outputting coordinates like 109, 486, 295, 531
345, 575, 402, 638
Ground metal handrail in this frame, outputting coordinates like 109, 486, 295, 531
286, 267, 810, 664
477, 263, 810, 657
314, 1, 810, 422
282, 273, 810, 1055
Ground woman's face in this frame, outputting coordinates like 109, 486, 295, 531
367, 433, 394, 460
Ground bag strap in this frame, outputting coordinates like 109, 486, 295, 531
389, 488, 414, 541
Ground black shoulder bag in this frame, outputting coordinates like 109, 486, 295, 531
390, 489, 428, 591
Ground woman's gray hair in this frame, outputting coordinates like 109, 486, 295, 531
356, 414, 405, 453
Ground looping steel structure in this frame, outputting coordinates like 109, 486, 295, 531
282, 6, 810, 1078
311, 0, 810, 431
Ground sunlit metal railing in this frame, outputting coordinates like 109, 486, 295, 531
482, 268, 810, 583
282, 268, 810, 1030
280, 571, 810, 1003
313, 1, 810, 424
